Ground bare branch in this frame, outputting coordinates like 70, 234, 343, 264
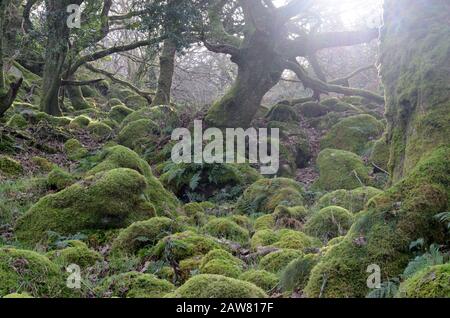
61, 78, 104, 86
278, 0, 314, 20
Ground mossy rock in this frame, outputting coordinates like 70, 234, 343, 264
279, 254, 319, 292
199, 249, 244, 278
239, 270, 279, 293
297, 102, 329, 118
87, 121, 113, 139
304, 206, 354, 242
0, 155, 23, 176
6, 114, 27, 129
123, 94, 149, 110
183, 202, 215, 226
31, 156, 54, 173
47, 168, 76, 191
46, 240, 102, 267
251, 229, 279, 250
109, 104, 134, 124
121, 105, 179, 135
314, 149, 371, 191
315, 187, 382, 213
152, 231, 222, 262
0, 248, 68, 297
112, 217, 180, 254
273, 205, 309, 225
259, 249, 303, 274
396, 264, 450, 298
15, 168, 155, 244
321, 115, 384, 154
236, 178, 305, 214
64, 139, 88, 161
271, 229, 321, 250
68, 115, 91, 129
321, 98, 362, 113
160, 162, 261, 203
95, 271, 175, 298
116, 119, 159, 150
203, 218, 250, 244
170, 274, 267, 298
87, 145, 179, 215
81, 85, 99, 98
265, 104, 297, 122
370, 137, 390, 171
305, 147, 449, 298
254, 214, 275, 231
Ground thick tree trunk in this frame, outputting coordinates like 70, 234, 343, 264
304, 0, 450, 298
40, 0, 82, 115
152, 39, 176, 106
205, 32, 284, 128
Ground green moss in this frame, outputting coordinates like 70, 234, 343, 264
321, 115, 384, 155
305, 147, 449, 298
370, 137, 390, 171
236, 178, 305, 214
6, 114, 27, 129
121, 105, 179, 135
397, 264, 450, 298
46, 240, 102, 267
265, 104, 297, 122
199, 249, 244, 278
152, 231, 222, 262
15, 168, 155, 244
64, 139, 88, 161
0, 155, 23, 176
87, 145, 179, 215
116, 119, 159, 150
31, 156, 54, 173
171, 274, 267, 298
259, 249, 303, 274
314, 149, 371, 191
203, 218, 250, 244
87, 121, 113, 139
69, 115, 91, 129
304, 206, 354, 242
279, 254, 319, 292
47, 168, 76, 191
36, 112, 72, 127
315, 187, 382, 213
274, 205, 309, 225
254, 214, 275, 230
297, 102, 329, 118
109, 104, 134, 124
3, 293, 34, 298
251, 229, 278, 250
123, 94, 149, 110
112, 217, 180, 254
239, 270, 279, 293
108, 98, 125, 108
271, 229, 321, 250
321, 98, 361, 113
0, 248, 68, 297
95, 271, 175, 298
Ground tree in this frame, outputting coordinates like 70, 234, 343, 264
202, 0, 383, 128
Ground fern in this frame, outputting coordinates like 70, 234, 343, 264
435, 212, 450, 229
189, 172, 201, 191
402, 244, 445, 279
366, 279, 399, 298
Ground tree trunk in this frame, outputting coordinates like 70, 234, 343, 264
65, 75, 91, 110
380, 0, 450, 182
205, 32, 284, 128
40, 0, 82, 115
304, 0, 450, 298
152, 39, 176, 106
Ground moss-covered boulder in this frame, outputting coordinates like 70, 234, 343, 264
121, 105, 179, 135
95, 272, 175, 298
259, 249, 303, 274
0, 155, 23, 176
396, 264, 450, 298
161, 162, 261, 203
87, 146, 179, 214
69, 115, 91, 129
236, 178, 305, 214
46, 240, 102, 267
297, 102, 329, 118
116, 119, 159, 150
87, 121, 113, 139
31, 156, 54, 173
199, 249, 244, 278
315, 187, 382, 213
112, 217, 180, 254
152, 231, 222, 262
170, 274, 267, 298
273, 205, 309, 228
304, 206, 354, 242
109, 104, 134, 124
251, 229, 279, 250
370, 137, 390, 171
239, 270, 279, 293
280, 254, 319, 292
254, 214, 275, 231
305, 147, 449, 298
203, 218, 250, 244
6, 114, 27, 129
321, 115, 384, 154
47, 168, 76, 191
271, 229, 321, 250
314, 149, 371, 191
123, 94, 149, 110
15, 168, 155, 244
265, 104, 297, 122
0, 248, 68, 297
64, 139, 88, 161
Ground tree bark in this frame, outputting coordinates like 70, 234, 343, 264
152, 39, 177, 106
